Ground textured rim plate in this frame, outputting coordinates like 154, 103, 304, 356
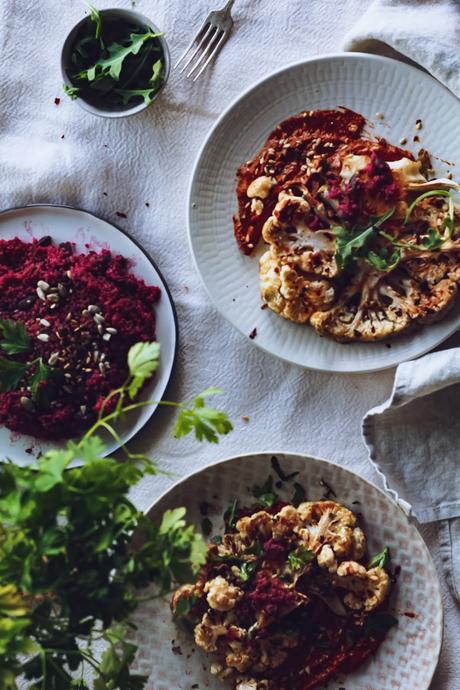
131, 451, 443, 690
0, 204, 177, 465
188, 53, 460, 373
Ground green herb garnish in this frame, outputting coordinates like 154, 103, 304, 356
0, 319, 31, 355
239, 561, 257, 582
224, 498, 239, 531
288, 546, 315, 570
252, 475, 277, 508
0, 341, 231, 688
65, 6, 166, 109
0, 359, 28, 392
292, 482, 306, 507
332, 207, 395, 271
368, 546, 391, 570
365, 246, 401, 272
404, 189, 451, 224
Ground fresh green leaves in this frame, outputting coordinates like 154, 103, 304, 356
127, 341, 160, 399
66, 8, 166, 109
404, 189, 451, 224
0, 359, 28, 392
87, 3, 102, 40
84, 32, 160, 81
0, 320, 30, 355
223, 498, 239, 531
239, 561, 257, 582
63, 84, 80, 100
173, 388, 233, 443
288, 546, 314, 570
252, 475, 277, 508
368, 546, 391, 570
332, 207, 396, 271
365, 246, 401, 272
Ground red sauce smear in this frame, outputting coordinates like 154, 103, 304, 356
233, 108, 366, 254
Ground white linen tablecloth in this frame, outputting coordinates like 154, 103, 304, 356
0, 0, 458, 687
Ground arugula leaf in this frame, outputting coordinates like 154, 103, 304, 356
368, 545, 391, 570
333, 207, 395, 270
365, 247, 401, 272
84, 32, 161, 82
127, 341, 160, 399
292, 482, 306, 506
173, 593, 197, 622
224, 498, 239, 530
288, 546, 314, 570
421, 227, 444, 250
0, 358, 28, 392
86, 3, 102, 40
0, 319, 30, 355
252, 475, 277, 507
63, 84, 80, 100
444, 192, 455, 239
239, 561, 257, 582
114, 87, 159, 106
404, 189, 450, 224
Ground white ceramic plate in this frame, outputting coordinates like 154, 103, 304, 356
0, 204, 177, 465
188, 53, 460, 372
131, 452, 443, 690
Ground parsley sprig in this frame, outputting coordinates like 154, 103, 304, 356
332, 207, 395, 271
0, 341, 232, 689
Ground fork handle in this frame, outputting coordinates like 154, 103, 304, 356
222, 0, 235, 13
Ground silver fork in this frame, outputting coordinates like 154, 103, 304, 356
174, 0, 235, 81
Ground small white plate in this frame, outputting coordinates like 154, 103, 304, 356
0, 204, 177, 465
188, 53, 460, 372
131, 451, 443, 690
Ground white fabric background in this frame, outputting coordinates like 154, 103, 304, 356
0, 0, 458, 687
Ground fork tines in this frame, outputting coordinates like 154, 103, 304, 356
174, 1, 234, 81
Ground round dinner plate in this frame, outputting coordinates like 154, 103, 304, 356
188, 53, 460, 372
0, 204, 177, 465
131, 451, 443, 690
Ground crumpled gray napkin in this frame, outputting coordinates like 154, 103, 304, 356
362, 347, 460, 600
342, 0, 460, 100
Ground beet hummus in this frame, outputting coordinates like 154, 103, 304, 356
0, 237, 160, 440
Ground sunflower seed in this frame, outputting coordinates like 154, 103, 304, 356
93, 313, 105, 325
48, 352, 59, 366
37, 280, 50, 291
57, 283, 67, 297
88, 305, 101, 314
36, 287, 47, 301
20, 396, 35, 411
66, 270, 72, 279
102, 333, 111, 342
80, 405, 87, 414
47, 293, 60, 303
64, 373, 72, 379
105, 327, 117, 335
97, 324, 105, 335
37, 333, 50, 342
39, 318, 51, 327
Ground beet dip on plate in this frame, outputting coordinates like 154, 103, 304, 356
0, 237, 160, 440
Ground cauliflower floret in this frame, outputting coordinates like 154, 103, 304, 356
236, 680, 258, 690
297, 500, 356, 557
247, 175, 275, 199
260, 250, 335, 324
194, 612, 228, 652
204, 576, 243, 612
334, 561, 390, 612
317, 543, 337, 572
170, 583, 200, 616
351, 527, 366, 560
272, 505, 301, 540
236, 511, 273, 541
251, 198, 264, 215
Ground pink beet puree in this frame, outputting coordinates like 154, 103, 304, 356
0, 237, 160, 440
